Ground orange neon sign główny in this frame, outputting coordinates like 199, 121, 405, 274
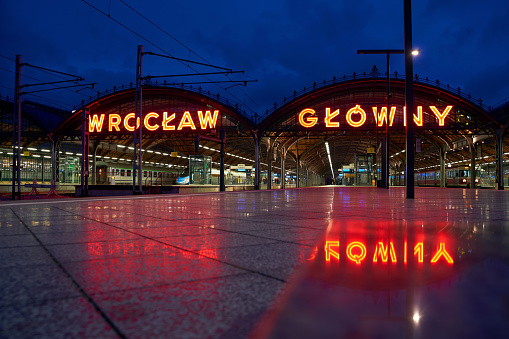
297, 105, 453, 128
88, 110, 220, 133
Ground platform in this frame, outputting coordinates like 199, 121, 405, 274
1, 187, 508, 338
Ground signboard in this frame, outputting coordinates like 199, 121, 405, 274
237, 164, 246, 169
298, 105, 453, 129
171, 152, 178, 157
23, 151, 30, 156
367, 147, 375, 154
89, 110, 220, 133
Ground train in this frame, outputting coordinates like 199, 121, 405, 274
414, 166, 487, 188
95, 161, 181, 185
95, 161, 252, 186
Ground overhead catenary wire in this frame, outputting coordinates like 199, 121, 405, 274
80, 0, 260, 114
0, 54, 97, 97
118, 0, 264, 113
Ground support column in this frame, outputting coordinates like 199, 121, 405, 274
495, 128, 505, 190
469, 139, 476, 189
92, 143, 98, 185
404, 0, 415, 199
52, 140, 61, 183
267, 142, 272, 190
254, 133, 260, 190
439, 147, 446, 187
280, 150, 286, 189
133, 45, 143, 194
219, 129, 225, 192
296, 158, 300, 188
80, 103, 90, 197
12, 55, 22, 200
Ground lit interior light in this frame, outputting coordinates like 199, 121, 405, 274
413, 313, 420, 323
325, 141, 334, 177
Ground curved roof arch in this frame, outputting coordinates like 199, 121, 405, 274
53, 85, 254, 139
256, 74, 499, 177
258, 77, 497, 133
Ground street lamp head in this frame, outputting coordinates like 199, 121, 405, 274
412, 49, 420, 56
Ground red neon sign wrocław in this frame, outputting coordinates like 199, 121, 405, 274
88, 110, 220, 133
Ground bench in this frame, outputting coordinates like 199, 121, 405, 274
24, 179, 59, 197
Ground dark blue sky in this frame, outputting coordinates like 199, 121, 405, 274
1, 0, 508, 114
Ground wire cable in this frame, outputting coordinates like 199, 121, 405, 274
81, 0, 259, 114
118, 0, 263, 113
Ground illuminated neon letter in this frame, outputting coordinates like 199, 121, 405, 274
373, 242, 397, 263
89, 114, 105, 133
325, 241, 340, 261
325, 108, 340, 128
414, 242, 424, 263
403, 106, 424, 127
414, 106, 423, 126
372, 107, 396, 127
431, 243, 454, 264
108, 114, 121, 132
298, 108, 318, 128
124, 113, 140, 132
404, 241, 407, 263
346, 241, 366, 264
346, 105, 367, 127
144, 112, 159, 131
177, 111, 197, 130
162, 112, 176, 131
198, 110, 219, 129
430, 106, 453, 126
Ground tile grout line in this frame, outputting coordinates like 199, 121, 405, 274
9, 207, 127, 339
50, 205, 289, 284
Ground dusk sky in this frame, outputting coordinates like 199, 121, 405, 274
1, 0, 508, 115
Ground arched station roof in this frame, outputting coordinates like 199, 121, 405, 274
256, 71, 503, 177
6, 69, 505, 179
52, 86, 257, 170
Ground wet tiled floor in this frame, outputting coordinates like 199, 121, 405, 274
1, 187, 508, 338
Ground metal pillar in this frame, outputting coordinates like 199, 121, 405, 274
92, 143, 98, 185
267, 143, 272, 189
52, 140, 61, 183
385, 52, 391, 189
381, 136, 388, 188
80, 104, 90, 196
219, 129, 226, 192
12, 55, 22, 200
133, 45, 143, 194
469, 142, 476, 189
254, 133, 260, 190
296, 159, 300, 188
404, 0, 415, 199
439, 147, 446, 187
281, 151, 286, 189
41, 156, 44, 183
496, 128, 505, 190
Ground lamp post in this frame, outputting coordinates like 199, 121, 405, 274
357, 49, 419, 192
357, 49, 403, 189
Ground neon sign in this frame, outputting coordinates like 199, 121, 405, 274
89, 110, 220, 133
298, 105, 453, 128
324, 240, 454, 264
